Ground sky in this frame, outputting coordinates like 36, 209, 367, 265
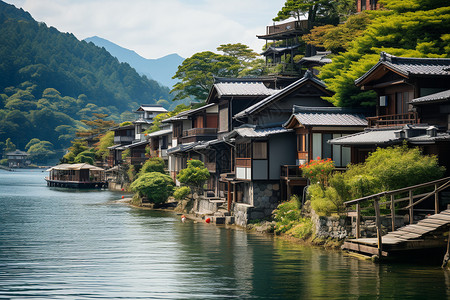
4, 0, 288, 59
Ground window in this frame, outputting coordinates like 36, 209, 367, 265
361, 0, 366, 10
396, 91, 410, 114
236, 143, 251, 158
253, 142, 267, 159
370, 0, 377, 10
312, 133, 322, 160
297, 134, 308, 152
219, 107, 228, 132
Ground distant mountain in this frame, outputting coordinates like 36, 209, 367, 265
0, 1, 173, 149
85, 36, 184, 89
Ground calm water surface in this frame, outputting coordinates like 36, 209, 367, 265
0, 169, 449, 299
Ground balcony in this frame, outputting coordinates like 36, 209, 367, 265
280, 165, 304, 180
114, 136, 134, 144
259, 20, 308, 40
368, 112, 419, 128
126, 156, 148, 166
181, 128, 217, 143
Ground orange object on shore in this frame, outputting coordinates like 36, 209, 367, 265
121, 195, 124, 199
205, 217, 211, 223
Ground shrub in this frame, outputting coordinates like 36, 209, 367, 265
273, 196, 302, 233
173, 186, 191, 200
130, 172, 175, 204
0, 158, 8, 166
139, 157, 165, 175
176, 159, 210, 194
300, 157, 335, 187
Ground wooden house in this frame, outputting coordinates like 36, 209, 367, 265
330, 53, 450, 172
219, 73, 342, 225
257, 19, 309, 74
6, 150, 30, 168
107, 124, 135, 167
282, 105, 369, 199
134, 105, 168, 142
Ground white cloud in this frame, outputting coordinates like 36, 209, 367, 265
4, 0, 286, 59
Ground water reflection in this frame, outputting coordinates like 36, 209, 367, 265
1, 170, 449, 299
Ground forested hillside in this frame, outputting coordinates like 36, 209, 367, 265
0, 1, 172, 152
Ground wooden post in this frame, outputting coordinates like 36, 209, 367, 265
390, 194, 395, 232
409, 190, 413, 224
435, 184, 439, 214
287, 180, 291, 200
227, 181, 232, 212
356, 202, 361, 239
374, 199, 383, 257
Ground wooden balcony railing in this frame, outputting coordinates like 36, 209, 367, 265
183, 128, 217, 137
126, 157, 148, 165
280, 165, 304, 179
114, 136, 134, 143
266, 20, 308, 35
368, 112, 419, 128
236, 158, 251, 168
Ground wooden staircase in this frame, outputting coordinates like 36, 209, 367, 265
342, 176, 450, 257
343, 208, 450, 256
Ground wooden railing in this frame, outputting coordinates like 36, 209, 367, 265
235, 158, 251, 168
265, 20, 308, 35
345, 176, 450, 255
183, 128, 217, 137
280, 165, 303, 179
367, 112, 419, 128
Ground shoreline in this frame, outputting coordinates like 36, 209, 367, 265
118, 197, 345, 252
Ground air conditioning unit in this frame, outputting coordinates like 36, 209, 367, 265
379, 96, 387, 107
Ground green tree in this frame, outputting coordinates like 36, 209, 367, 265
76, 113, 116, 140
74, 149, 96, 165
27, 140, 56, 164
217, 43, 259, 62
319, 1, 450, 107
4, 138, 16, 153
176, 159, 210, 195
139, 157, 165, 175
130, 172, 175, 204
95, 131, 114, 160
171, 51, 241, 101
62, 139, 88, 163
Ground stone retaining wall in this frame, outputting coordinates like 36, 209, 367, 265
311, 212, 351, 240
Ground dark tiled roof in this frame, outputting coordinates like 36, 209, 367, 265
411, 89, 450, 105
224, 125, 292, 140
329, 125, 450, 146
162, 103, 216, 123
284, 106, 368, 127
166, 142, 199, 155
214, 82, 277, 97
355, 52, 450, 85
234, 71, 330, 118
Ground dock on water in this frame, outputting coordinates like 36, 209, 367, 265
342, 176, 450, 258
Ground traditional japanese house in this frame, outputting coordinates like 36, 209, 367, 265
146, 123, 172, 164
281, 105, 369, 199
257, 19, 309, 74
134, 104, 168, 142
45, 163, 107, 188
329, 53, 450, 171
220, 72, 340, 225
165, 103, 219, 180
6, 150, 30, 168
107, 124, 135, 167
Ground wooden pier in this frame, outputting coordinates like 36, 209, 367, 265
342, 176, 450, 257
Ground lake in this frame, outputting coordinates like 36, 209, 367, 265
0, 169, 449, 299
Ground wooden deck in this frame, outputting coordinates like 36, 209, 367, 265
343, 209, 450, 256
